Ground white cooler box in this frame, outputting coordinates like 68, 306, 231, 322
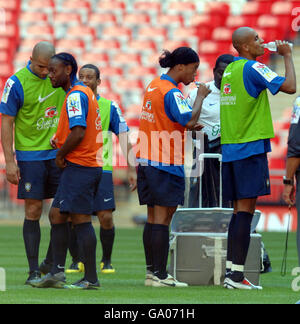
169, 208, 262, 286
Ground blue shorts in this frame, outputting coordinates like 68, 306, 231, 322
52, 162, 102, 215
137, 164, 185, 207
93, 172, 116, 213
17, 159, 61, 200
222, 153, 271, 201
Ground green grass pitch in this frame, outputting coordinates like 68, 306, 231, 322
0, 225, 299, 304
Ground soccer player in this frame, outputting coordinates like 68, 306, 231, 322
136, 47, 211, 287
67, 64, 136, 274
186, 54, 234, 208
30, 53, 103, 290
221, 27, 296, 290
0, 42, 65, 285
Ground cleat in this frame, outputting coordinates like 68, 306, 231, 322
65, 262, 85, 274
39, 261, 53, 275
25, 271, 41, 286
224, 277, 263, 290
152, 274, 188, 288
29, 272, 66, 289
100, 261, 116, 274
65, 278, 100, 290
145, 271, 154, 287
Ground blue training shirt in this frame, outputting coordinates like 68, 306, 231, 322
222, 57, 286, 163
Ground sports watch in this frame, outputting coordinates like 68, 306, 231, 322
283, 176, 294, 186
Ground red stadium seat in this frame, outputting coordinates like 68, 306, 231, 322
116, 79, 144, 92
92, 39, 121, 53
198, 41, 222, 68
111, 52, 142, 68
89, 12, 118, 27
167, 1, 197, 13
127, 66, 156, 78
133, 1, 162, 13
211, 27, 232, 51
190, 14, 214, 40
156, 14, 184, 28
25, 0, 55, 11
0, 50, 9, 63
161, 40, 190, 51
99, 66, 123, 78
123, 13, 151, 27
23, 24, 54, 41
257, 15, 284, 42
271, 1, 295, 39
0, 0, 20, 10
137, 26, 167, 42
54, 12, 82, 25
101, 25, 132, 42
79, 52, 109, 67
204, 1, 231, 27
96, 1, 126, 12
125, 39, 157, 54
225, 15, 255, 31
241, 2, 269, 26
20, 11, 48, 25
55, 38, 85, 56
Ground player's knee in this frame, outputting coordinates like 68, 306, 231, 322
98, 210, 114, 229
25, 200, 42, 221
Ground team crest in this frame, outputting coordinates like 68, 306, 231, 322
223, 83, 232, 95
67, 93, 82, 118
173, 92, 191, 114
25, 183, 32, 192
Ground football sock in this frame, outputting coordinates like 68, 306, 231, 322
23, 219, 41, 273
68, 221, 81, 263
75, 222, 98, 283
44, 240, 53, 265
51, 223, 69, 275
143, 222, 153, 273
100, 226, 115, 263
151, 224, 169, 280
231, 211, 253, 282
226, 213, 236, 274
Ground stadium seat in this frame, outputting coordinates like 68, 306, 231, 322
190, 14, 213, 40
96, 1, 126, 12
133, 1, 162, 14
125, 39, 157, 54
55, 38, 85, 56
99, 66, 123, 79
225, 15, 255, 31
241, 1, 269, 26
24, 0, 55, 13
204, 1, 231, 27
156, 14, 184, 28
167, 1, 197, 13
101, 25, 132, 43
92, 39, 121, 53
111, 52, 142, 68
122, 13, 151, 27
20, 11, 48, 25
211, 27, 233, 52
88, 12, 118, 27
22, 24, 54, 41
0, 0, 20, 11
198, 41, 222, 68
64, 25, 96, 50
257, 15, 284, 42
271, 1, 295, 39
54, 12, 82, 25
137, 26, 167, 43
79, 52, 109, 67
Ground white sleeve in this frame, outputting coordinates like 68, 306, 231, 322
186, 88, 198, 108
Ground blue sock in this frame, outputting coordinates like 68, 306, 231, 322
151, 224, 169, 280
74, 222, 98, 284
51, 223, 69, 275
143, 223, 153, 273
23, 219, 41, 273
231, 211, 253, 282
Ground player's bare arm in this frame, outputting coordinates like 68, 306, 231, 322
1, 114, 20, 185
55, 126, 86, 169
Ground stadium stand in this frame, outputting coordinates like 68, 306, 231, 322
0, 0, 300, 206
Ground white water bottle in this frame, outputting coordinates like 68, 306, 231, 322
263, 41, 293, 52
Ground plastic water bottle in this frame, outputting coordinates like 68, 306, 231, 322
263, 41, 293, 52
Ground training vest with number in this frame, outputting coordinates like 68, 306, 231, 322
220, 59, 274, 145
55, 85, 103, 167
137, 77, 186, 166
14, 67, 65, 151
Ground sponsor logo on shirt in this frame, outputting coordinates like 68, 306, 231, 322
1, 78, 15, 104
45, 106, 58, 118
252, 62, 278, 82
223, 83, 232, 95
